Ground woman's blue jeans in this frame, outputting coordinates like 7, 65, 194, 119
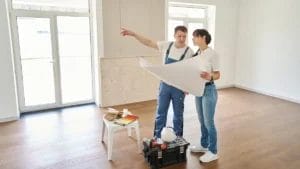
195, 84, 218, 154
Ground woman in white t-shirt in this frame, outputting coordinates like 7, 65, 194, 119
189, 29, 221, 163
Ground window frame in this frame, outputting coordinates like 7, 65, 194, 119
167, 1, 215, 49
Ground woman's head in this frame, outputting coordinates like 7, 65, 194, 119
192, 29, 211, 46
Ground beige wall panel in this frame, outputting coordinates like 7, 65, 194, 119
100, 0, 165, 106
101, 56, 161, 106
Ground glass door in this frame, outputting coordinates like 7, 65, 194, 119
17, 17, 57, 107
57, 16, 93, 104
13, 16, 93, 112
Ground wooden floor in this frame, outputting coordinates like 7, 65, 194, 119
0, 88, 300, 169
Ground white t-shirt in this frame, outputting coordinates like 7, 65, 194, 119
157, 41, 194, 63
197, 47, 220, 72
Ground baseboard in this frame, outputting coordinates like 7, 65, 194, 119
217, 84, 235, 89
234, 84, 300, 104
0, 116, 19, 123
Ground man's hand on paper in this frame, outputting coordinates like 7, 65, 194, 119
200, 71, 211, 81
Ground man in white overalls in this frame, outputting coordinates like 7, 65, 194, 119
121, 26, 194, 138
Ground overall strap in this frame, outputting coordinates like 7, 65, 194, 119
192, 48, 200, 57
165, 42, 174, 63
179, 46, 190, 61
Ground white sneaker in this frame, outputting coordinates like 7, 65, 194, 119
199, 151, 218, 163
189, 145, 208, 153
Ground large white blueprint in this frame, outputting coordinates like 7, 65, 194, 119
139, 56, 208, 96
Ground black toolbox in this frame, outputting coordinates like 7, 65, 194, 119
143, 137, 190, 169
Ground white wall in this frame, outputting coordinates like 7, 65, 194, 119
0, 0, 19, 122
236, 0, 300, 103
91, 0, 103, 106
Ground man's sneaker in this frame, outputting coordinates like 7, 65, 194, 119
199, 151, 218, 163
189, 145, 208, 153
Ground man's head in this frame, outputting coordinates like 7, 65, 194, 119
174, 26, 188, 47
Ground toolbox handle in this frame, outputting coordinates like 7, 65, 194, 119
180, 146, 184, 154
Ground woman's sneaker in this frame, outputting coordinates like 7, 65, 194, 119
199, 151, 218, 163
189, 145, 208, 153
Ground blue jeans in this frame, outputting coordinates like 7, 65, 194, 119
154, 82, 185, 138
195, 84, 218, 154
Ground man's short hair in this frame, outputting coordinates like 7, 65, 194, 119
174, 26, 187, 34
